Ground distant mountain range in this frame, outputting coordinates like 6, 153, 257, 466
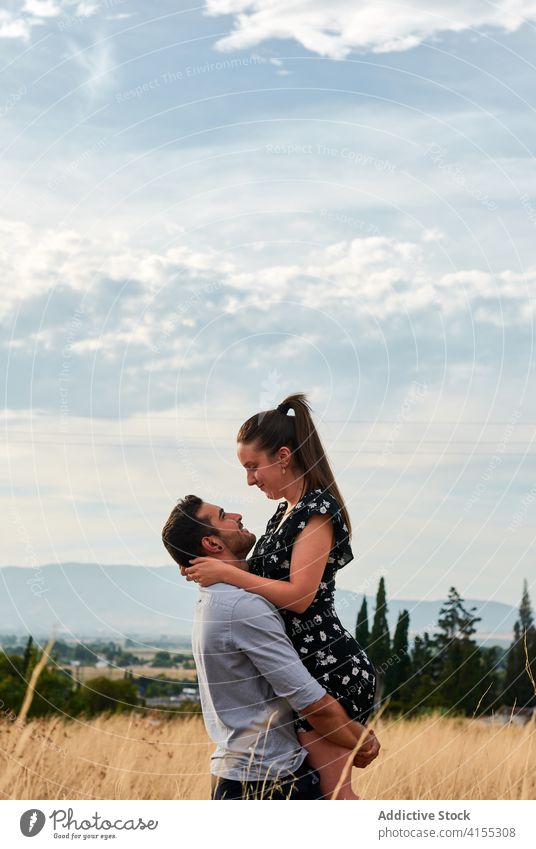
0, 563, 518, 647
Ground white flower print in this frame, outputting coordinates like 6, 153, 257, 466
313, 615, 322, 624
297, 521, 306, 530
333, 624, 341, 632
300, 648, 308, 654
319, 506, 327, 513
319, 631, 327, 641
342, 676, 350, 685
326, 654, 336, 664
362, 670, 369, 680
304, 635, 313, 643
352, 667, 359, 676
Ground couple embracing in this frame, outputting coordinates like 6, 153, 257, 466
162, 393, 380, 800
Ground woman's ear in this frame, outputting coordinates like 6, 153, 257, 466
279, 446, 292, 462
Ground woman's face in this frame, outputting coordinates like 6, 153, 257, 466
237, 440, 290, 499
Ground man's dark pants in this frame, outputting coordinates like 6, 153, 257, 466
211, 760, 324, 800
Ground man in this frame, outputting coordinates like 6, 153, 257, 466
162, 494, 380, 800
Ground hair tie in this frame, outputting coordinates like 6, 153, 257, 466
277, 402, 290, 415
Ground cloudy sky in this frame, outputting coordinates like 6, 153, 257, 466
1, 0, 535, 608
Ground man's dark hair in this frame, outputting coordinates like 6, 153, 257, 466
162, 494, 218, 568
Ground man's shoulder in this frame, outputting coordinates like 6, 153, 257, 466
199, 584, 276, 615
231, 589, 279, 619
196, 586, 283, 645
198, 582, 245, 607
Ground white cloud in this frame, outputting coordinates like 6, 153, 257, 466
23, 1, 62, 17
0, 8, 41, 40
205, 0, 536, 57
2, 217, 534, 332
226, 235, 536, 323
1, 0, 98, 41
0, 217, 222, 321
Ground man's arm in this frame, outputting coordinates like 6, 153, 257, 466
300, 694, 380, 765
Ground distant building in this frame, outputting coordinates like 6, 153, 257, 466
484, 706, 535, 726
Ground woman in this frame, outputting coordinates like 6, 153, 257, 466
185, 393, 378, 799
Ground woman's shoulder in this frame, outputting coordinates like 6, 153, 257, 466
295, 487, 345, 523
293, 487, 353, 566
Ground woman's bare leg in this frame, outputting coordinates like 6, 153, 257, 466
298, 729, 361, 800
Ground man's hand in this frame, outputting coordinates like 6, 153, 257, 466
353, 729, 380, 768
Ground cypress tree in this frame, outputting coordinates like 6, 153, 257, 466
384, 609, 411, 712
519, 580, 534, 628
22, 635, 35, 676
368, 576, 391, 705
355, 596, 370, 650
504, 579, 536, 708
405, 631, 437, 713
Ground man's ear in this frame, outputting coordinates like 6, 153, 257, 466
200, 535, 224, 554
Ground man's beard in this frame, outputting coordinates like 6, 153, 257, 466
223, 530, 256, 560
237, 536, 255, 559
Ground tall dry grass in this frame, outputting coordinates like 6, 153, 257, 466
1, 712, 534, 800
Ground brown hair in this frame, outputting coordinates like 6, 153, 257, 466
236, 392, 352, 535
162, 494, 219, 568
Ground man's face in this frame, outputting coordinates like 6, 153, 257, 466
198, 502, 256, 558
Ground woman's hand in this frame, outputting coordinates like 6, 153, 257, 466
181, 557, 229, 587
353, 729, 380, 768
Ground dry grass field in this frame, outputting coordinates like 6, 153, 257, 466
1, 711, 534, 800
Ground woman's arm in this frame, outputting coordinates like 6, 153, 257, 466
185, 514, 334, 613
180, 557, 249, 580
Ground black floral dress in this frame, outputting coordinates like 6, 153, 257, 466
247, 487, 377, 733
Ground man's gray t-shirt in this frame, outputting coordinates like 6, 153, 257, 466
192, 582, 326, 782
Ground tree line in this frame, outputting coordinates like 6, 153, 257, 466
0, 639, 199, 720
1, 580, 534, 721
356, 577, 536, 716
